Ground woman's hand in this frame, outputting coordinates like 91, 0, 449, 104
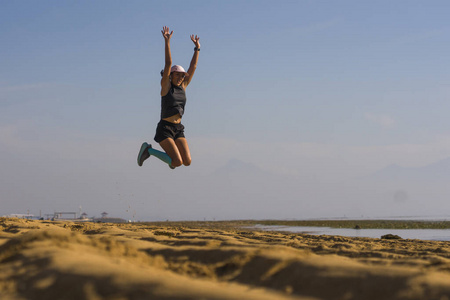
162, 26, 173, 41
190, 34, 200, 49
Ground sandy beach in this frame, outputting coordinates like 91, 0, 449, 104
2, 218, 450, 299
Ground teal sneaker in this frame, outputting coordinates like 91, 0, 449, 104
137, 142, 151, 166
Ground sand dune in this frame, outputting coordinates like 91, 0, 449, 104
2, 218, 450, 299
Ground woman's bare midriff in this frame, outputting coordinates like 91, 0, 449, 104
162, 113, 182, 124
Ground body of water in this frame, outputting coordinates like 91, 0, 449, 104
254, 224, 450, 241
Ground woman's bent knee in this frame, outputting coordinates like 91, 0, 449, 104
172, 158, 183, 167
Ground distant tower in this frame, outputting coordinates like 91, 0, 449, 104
101, 212, 108, 218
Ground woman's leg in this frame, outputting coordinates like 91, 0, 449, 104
145, 143, 173, 167
175, 137, 191, 166
159, 138, 183, 167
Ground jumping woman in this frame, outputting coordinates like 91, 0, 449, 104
138, 26, 200, 169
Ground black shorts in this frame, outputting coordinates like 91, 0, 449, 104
154, 120, 185, 143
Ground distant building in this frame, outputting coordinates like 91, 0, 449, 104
53, 212, 77, 220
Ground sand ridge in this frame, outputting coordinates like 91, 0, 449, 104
1, 218, 450, 299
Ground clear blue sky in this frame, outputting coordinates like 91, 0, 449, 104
2, 1, 450, 220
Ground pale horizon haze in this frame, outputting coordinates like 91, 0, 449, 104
2, 1, 450, 221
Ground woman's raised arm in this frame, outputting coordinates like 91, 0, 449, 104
183, 34, 200, 88
161, 26, 173, 96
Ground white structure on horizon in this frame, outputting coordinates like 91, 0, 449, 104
2, 214, 34, 219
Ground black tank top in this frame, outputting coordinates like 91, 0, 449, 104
161, 84, 186, 119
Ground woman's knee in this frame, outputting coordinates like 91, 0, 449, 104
171, 157, 183, 167
183, 157, 191, 166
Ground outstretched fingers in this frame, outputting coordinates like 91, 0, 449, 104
161, 26, 173, 39
190, 34, 200, 48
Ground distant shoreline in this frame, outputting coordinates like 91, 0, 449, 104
4, 217, 450, 230
249, 220, 450, 230
137, 219, 450, 230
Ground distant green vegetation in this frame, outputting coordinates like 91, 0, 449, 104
252, 220, 450, 230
